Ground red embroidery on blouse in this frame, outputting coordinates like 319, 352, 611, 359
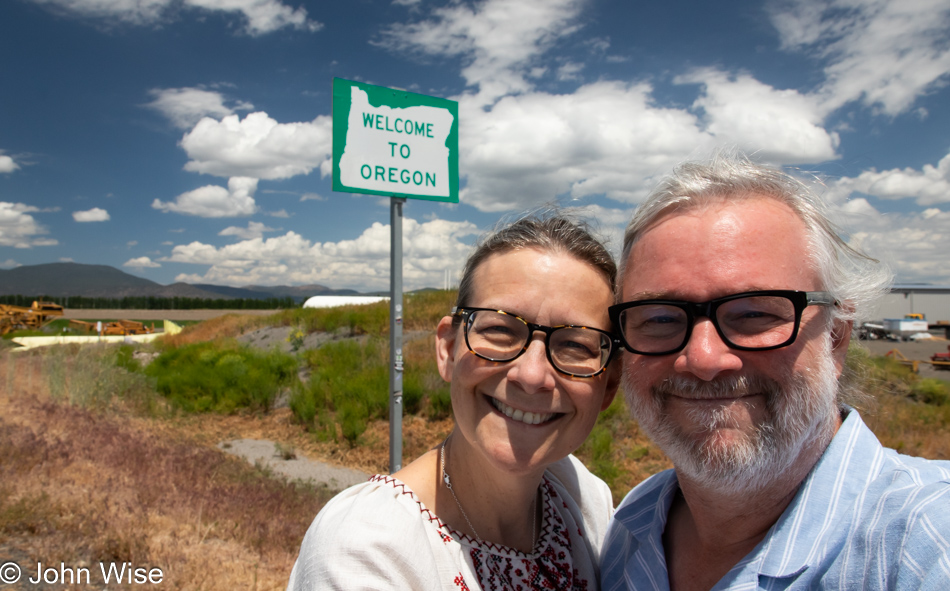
468, 480, 591, 591
373, 475, 590, 590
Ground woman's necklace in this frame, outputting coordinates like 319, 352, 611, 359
440, 438, 537, 549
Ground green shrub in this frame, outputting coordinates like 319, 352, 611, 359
911, 378, 950, 406
274, 303, 389, 337
401, 363, 427, 416
289, 382, 317, 424
339, 399, 370, 444
576, 394, 628, 492
114, 344, 140, 372
292, 338, 395, 444
424, 384, 453, 420
582, 424, 620, 488
145, 340, 297, 413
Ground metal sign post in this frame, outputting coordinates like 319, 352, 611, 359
389, 197, 406, 472
331, 78, 458, 474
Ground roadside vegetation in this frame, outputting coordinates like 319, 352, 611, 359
146, 340, 298, 414
0, 293, 297, 310
1, 291, 948, 589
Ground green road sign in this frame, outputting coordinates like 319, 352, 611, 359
332, 78, 459, 203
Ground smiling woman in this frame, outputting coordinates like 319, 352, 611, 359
286, 211, 622, 591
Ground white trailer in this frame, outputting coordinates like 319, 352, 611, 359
883, 316, 930, 338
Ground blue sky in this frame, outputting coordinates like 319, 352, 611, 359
2, 0, 949, 293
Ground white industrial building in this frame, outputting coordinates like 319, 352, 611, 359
303, 295, 390, 308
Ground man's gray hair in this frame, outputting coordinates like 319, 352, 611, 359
620, 152, 891, 328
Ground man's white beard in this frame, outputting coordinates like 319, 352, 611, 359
623, 337, 840, 495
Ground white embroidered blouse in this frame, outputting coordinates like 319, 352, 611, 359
287, 455, 614, 590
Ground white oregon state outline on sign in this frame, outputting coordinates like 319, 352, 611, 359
339, 87, 455, 197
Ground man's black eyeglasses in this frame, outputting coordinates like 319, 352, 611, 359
608, 290, 837, 356
452, 307, 619, 378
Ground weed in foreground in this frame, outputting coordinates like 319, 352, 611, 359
42, 343, 161, 414
274, 441, 297, 460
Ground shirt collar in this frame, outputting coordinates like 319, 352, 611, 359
756, 409, 882, 578
613, 469, 678, 556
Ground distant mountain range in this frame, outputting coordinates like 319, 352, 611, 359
0, 263, 362, 302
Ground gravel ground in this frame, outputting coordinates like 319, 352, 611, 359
218, 439, 370, 491
236, 325, 356, 354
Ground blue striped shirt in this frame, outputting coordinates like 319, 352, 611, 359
601, 410, 950, 590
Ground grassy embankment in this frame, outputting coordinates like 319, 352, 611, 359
1, 290, 948, 590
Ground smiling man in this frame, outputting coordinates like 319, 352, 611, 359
600, 153, 950, 591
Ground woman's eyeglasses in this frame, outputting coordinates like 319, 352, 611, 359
452, 307, 618, 378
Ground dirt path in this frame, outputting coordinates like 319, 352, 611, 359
218, 439, 370, 490
62, 308, 277, 321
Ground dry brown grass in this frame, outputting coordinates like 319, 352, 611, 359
0, 354, 332, 591
160, 313, 274, 348
863, 384, 950, 459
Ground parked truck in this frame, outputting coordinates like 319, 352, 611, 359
882, 313, 930, 340
932, 346, 950, 371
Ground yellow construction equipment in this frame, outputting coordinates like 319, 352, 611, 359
884, 348, 920, 373
69, 318, 154, 336
0, 301, 65, 336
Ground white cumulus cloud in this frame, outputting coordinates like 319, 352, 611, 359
457, 80, 712, 210
373, 0, 950, 218
770, 0, 950, 116
837, 201, 950, 285
180, 112, 332, 180
153, 176, 259, 217
28, 0, 323, 36
73, 207, 111, 222
827, 151, 950, 206
0, 202, 58, 248
0, 153, 20, 173
377, 0, 851, 214
146, 87, 254, 129
219, 220, 276, 240
185, 0, 323, 35
378, 0, 586, 105
124, 256, 161, 268
676, 68, 840, 164
166, 217, 480, 291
